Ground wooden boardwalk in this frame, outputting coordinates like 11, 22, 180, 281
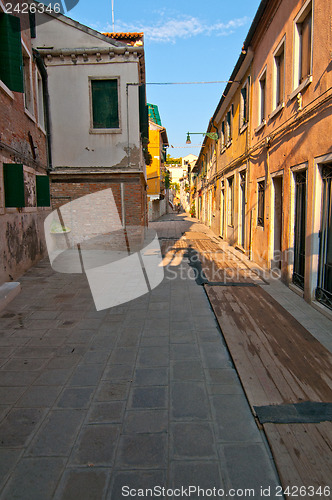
159, 222, 332, 498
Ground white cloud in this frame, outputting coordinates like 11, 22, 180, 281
102, 15, 249, 43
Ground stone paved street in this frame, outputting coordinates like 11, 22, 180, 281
0, 214, 283, 499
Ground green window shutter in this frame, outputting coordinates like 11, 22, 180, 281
36, 175, 50, 206
3, 163, 25, 207
139, 84, 149, 141
0, 13, 24, 92
91, 79, 119, 129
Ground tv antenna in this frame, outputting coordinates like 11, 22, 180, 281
111, 0, 115, 32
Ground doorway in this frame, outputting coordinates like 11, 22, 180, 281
220, 187, 225, 238
316, 164, 332, 310
272, 176, 283, 269
239, 171, 246, 248
292, 171, 306, 289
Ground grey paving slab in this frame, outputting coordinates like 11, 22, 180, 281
15, 385, 61, 407
55, 387, 94, 409
70, 424, 120, 466
107, 470, 166, 500
0, 457, 66, 500
137, 346, 169, 367
169, 461, 224, 498
26, 409, 85, 457
87, 401, 125, 424
102, 363, 134, 380
172, 360, 204, 380
133, 367, 168, 386
116, 433, 167, 469
0, 450, 21, 488
128, 386, 167, 409
211, 394, 262, 442
54, 468, 109, 500
123, 409, 168, 434
0, 386, 25, 405
95, 381, 130, 402
220, 443, 280, 497
171, 381, 211, 420
68, 363, 104, 386
0, 408, 46, 447
171, 422, 217, 459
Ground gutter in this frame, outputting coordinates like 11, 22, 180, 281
33, 49, 53, 172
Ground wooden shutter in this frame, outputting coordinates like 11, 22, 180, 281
3, 163, 25, 207
0, 13, 24, 92
277, 49, 284, 105
241, 86, 247, 122
139, 84, 149, 141
36, 175, 50, 206
91, 79, 119, 129
300, 11, 312, 82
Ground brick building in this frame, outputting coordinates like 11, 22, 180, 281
32, 11, 149, 228
195, 0, 332, 315
0, 2, 51, 284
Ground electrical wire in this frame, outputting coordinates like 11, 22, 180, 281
146, 81, 239, 85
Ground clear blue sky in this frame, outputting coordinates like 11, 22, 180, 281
62, 0, 261, 158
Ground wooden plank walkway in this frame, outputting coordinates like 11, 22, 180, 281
205, 275, 332, 496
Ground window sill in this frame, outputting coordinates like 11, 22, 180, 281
38, 123, 47, 135
24, 108, 36, 123
89, 128, 121, 134
289, 75, 312, 100
239, 122, 248, 134
256, 224, 264, 229
269, 102, 285, 119
0, 81, 14, 100
255, 120, 266, 134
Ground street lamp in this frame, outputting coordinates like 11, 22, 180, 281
186, 132, 219, 144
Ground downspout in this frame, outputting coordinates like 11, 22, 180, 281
33, 49, 52, 172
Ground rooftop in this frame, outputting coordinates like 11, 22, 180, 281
102, 32, 144, 46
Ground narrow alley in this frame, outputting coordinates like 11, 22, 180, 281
0, 214, 331, 499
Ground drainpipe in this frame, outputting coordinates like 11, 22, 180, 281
33, 49, 52, 172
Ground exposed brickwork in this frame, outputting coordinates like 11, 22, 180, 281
50, 172, 148, 227
0, 12, 49, 283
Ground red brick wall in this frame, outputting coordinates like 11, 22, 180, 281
50, 173, 148, 227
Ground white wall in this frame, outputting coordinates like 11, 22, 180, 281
33, 14, 143, 170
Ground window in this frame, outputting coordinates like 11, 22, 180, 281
91, 79, 119, 129
0, 13, 24, 92
259, 71, 266, 124
274, 41, 285, 109
36, 175, 50, 207
3, 163, 25, 207
22, 45, 34, 115
220, 121, 225, 151
294, 1, 312, 89
227, 176, 234, 226
240, 79, 249, 128
257, 180, 265, 227
226, 109, 232, 144
36, 70, 45, 129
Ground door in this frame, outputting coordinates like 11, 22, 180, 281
239, 171, 246, 247
220, 188, 225, 238
272, 176, 283, 269
292, 171, 306, 289
316, 164, 332, 310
